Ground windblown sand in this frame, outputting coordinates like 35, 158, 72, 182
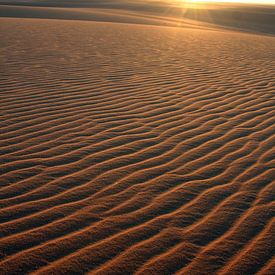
0, 17, 275, 274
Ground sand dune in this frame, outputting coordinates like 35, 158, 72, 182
1, 0, 275, 34
0, 2, 275, 274
0, 5, 216, 30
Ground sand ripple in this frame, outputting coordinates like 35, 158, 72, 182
0, 18, 275, 274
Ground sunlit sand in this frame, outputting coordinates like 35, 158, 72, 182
0, 1, 274, 274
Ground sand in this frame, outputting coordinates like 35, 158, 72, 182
0, 1, 275, 274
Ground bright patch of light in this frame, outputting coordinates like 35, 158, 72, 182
182, 0, 275, 4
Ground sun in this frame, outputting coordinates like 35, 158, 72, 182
179, 0, 275, 4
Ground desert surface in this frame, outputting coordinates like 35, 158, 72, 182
0, 1, 275, 274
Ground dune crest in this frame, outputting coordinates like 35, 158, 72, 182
1, 0, 275, 34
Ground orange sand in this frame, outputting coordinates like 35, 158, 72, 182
0, 3, 275, 274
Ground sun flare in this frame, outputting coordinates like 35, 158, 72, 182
180, 0, 275, 4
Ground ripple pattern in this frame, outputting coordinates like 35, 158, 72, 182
0, 18, 275, 275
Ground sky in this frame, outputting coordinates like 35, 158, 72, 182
184, 0, 275, 4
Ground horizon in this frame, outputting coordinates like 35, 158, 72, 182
1, 0, 275, 5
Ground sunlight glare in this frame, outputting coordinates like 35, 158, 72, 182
181, 0, 275, 4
